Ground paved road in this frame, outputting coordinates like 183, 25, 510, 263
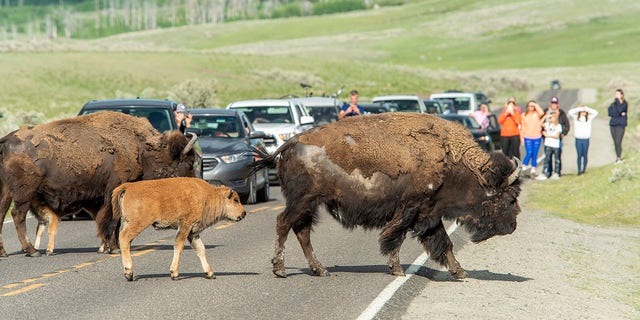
1, 89, 616, 319
0, 188, 428, 320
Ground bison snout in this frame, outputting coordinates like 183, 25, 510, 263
236, 211, 247, 221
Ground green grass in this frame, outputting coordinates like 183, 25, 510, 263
526, 150, 640, 227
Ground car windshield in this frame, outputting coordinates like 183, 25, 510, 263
80, 108, 174, 133
191, 115, 241, 138
373, 100, 420, 113
451, 97, 472, 112
233, 106, 293, 124
307, 106, 338, 124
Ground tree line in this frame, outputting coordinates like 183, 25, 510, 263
0, 0, 396, 40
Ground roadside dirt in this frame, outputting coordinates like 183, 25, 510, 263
402, 116, 640, 319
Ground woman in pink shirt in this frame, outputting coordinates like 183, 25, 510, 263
520, 100, 544, 177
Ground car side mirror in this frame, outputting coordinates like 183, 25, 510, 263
184, 127, 202, 136
248, 131, 268, 139
300, 115, 315, 125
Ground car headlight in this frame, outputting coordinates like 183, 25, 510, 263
278, 132, 295, 141
220, 153, 248, 164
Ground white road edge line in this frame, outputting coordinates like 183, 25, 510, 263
357, 222, 459, 320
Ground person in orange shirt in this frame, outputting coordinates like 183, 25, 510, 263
498, 99, 522, 160
520, 100, 544, 177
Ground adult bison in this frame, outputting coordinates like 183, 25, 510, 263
249, 113, 521, 279
0, 111, 198, 257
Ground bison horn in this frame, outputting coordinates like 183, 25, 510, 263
507, 157, 522, 185
182, 132, 198, 155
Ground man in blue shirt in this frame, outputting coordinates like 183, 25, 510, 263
339, 89, 364, 119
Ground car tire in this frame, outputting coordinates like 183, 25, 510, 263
257, 170, 270, 203
242, 175, 257, 205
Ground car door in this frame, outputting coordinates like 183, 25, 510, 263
487, 114, 502, 150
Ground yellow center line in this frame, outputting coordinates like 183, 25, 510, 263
1, 284, 46, 297
131, 248, 156, 257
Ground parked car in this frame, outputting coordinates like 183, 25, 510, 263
227, 99, 314, 183
289, 97, 342, 126
550, 80, 561, 90
438, 113, 495, 152
430, 91, 487, 115
185, 108, 270, 204
370, 95, 428, 113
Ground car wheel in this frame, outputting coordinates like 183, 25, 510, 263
257, 170, 270, 203
242, 175, 257, 205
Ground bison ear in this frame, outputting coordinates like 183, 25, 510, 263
227, 189, 235, 199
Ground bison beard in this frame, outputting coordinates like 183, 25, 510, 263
0, 111, 198, 257
249, 113, 521, 279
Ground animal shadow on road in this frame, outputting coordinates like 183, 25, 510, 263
133, 271, 261, 281
419, 267, 532, 282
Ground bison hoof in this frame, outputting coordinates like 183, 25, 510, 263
311, 267, 330, 277
391, 270, 406, 277
26, 250, 41, 257
0, 249, 8, 257
45, 251, 56, 256
124, 272, 134, 281
451, 269, 468, 280
110, 248, 121, 255
273, 269, 287, 278
205, 272, 216, 280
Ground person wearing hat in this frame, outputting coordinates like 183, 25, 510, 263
542, 96, 570, 177
568, 105, 599, 175
174, 103, 192, 133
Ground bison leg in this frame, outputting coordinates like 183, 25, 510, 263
272, 211, 292, 278
118, 221, 147, 281
44, 210, 59, 256
417, 221, 467, 280
293, 223, 328, 277
11, 204, 40, 257
380, 206, 418, 277
169, 227, 190, 280
33, 215, 46, 251
188, 234, 215, 279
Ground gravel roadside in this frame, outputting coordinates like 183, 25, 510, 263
402, 115, 640, 319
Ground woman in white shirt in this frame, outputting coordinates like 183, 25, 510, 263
568, 106, 599, 175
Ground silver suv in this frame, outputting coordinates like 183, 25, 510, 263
226, 99, 315, 154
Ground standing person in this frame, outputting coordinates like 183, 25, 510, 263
339, 90, 364, 119
174, 103, 192, 133
520, 100, 544, 178
537, 114, 563, 180
497, 99, 522, 160
470, 103, 491, 130
543, 96, 570, 176
608, 89, 628, 164
568, 105, 598, 175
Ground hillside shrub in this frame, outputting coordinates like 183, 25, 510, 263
168, 78, 218, 109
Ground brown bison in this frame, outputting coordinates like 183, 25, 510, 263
249, 113, 522, 279
111, 177, 246, 281
0, 111, 199, 257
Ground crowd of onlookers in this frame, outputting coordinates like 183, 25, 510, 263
495, 89, 628, 179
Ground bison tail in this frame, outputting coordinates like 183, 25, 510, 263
110, 184, 127, 222
247, 135, 298, 176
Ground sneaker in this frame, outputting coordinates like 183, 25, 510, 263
535, 174, 548, 180
550, 173, 560, 180
614, 158, 623, 164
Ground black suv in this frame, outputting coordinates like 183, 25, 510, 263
78, 98, 203, 178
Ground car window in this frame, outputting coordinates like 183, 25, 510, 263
307, 106, 338, 124
233, 106, 293, 124
374, 100, 420, 113
452, 98, 471, 112
191, 115, 240, 138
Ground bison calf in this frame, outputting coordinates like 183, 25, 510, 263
111, 177, 246, 281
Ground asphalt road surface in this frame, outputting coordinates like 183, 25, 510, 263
0, 187, 432, 320
1, 89, 588, 319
